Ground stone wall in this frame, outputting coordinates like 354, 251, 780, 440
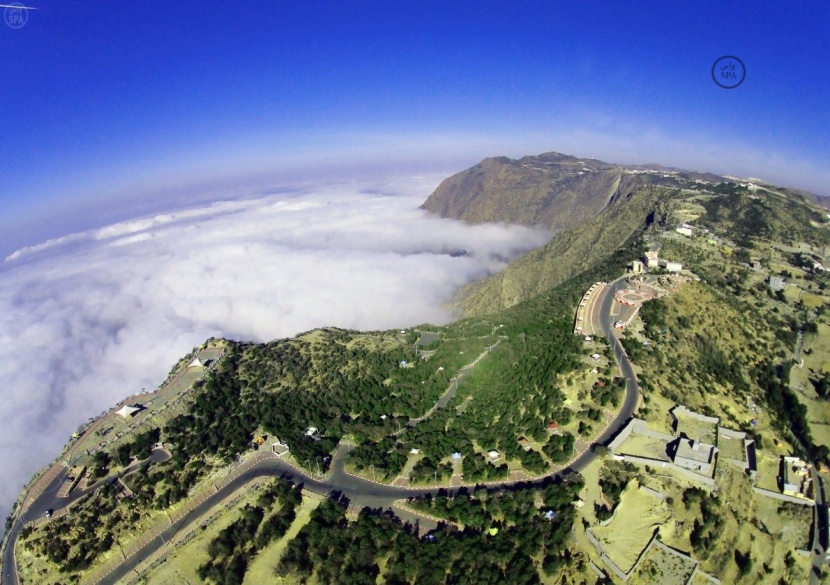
752, 486, 814, 506
672, 405, 720, 425
614, 454, 716, 489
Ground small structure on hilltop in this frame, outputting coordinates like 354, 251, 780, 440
116, 404, 142, 419
669, 438, 717, 475
271, 439, 290, 457
659, 260, 683, 272
781, 456, 813, 500
608, 406, 748, 489
487, 450, 501, 462
628, 260, 645, 274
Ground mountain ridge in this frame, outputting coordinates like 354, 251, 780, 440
422, 151, 829, 317
421, 151, 828, 230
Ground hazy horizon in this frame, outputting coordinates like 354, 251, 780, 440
2, 1, 829, 257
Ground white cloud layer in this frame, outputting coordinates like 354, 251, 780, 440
0, 175, 549, 526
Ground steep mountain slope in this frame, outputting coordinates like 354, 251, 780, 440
454, 185, 669, 315
423, 152, 828, 317
420, 152, 631, 230
420, 152, 723, 231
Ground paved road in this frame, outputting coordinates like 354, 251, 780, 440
583, 282, 610, 337
1, 449, 169, 585
809, 464, 827, 585
3, 277, 639, 585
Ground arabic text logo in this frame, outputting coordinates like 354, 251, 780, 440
711, 56, 746, 89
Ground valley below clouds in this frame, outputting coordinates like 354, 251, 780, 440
0, 175, 550, 524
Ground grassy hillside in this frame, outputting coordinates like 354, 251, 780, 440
454, 185, 669, 316
17, 269, 608, 581
623, 190, 830, 460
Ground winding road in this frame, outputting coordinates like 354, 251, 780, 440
1, 278, 639, 585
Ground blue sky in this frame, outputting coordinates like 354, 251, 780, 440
1, 0, 829, 254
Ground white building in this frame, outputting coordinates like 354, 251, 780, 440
271, 440, 290, 457
676, 227, 693, 237
660, 260, 683, 272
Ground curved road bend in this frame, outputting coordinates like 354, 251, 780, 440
1, 449, 170, 585
3, 278, 639, 585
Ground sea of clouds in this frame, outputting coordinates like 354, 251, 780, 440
0, 175, 550, 526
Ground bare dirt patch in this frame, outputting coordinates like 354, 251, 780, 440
592, 481, 670, 573
629, 543, 697, 585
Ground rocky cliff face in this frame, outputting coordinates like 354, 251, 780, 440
420, 152, 640, 230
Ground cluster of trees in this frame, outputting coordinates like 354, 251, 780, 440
115, 455, 199, 510
542, 433, 574, 463
685, 489, 724, 556
701, 186, 830, 249
349, 436, 408, 479
734, 550, 753, 577
115, 427, 160, 466
278, 480, 584, 585
594, 461, 636, 522
812, 373, 830, 400
692, 334, 749, 392
329, 270, 603, 479
198, 504, 264, 584
591, 377, 624, 407
24, 482, 125, 574
197, 479, 301, 585
461, 453, 508, 482
164, 347, 256, 468
512, 445, 549, 475
410, 473, 583, 532
753, 359, 829, 463
410, 457, 453, 484
88, 449, 111, 481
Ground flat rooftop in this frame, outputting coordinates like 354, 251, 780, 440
675, 439, 714, 464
